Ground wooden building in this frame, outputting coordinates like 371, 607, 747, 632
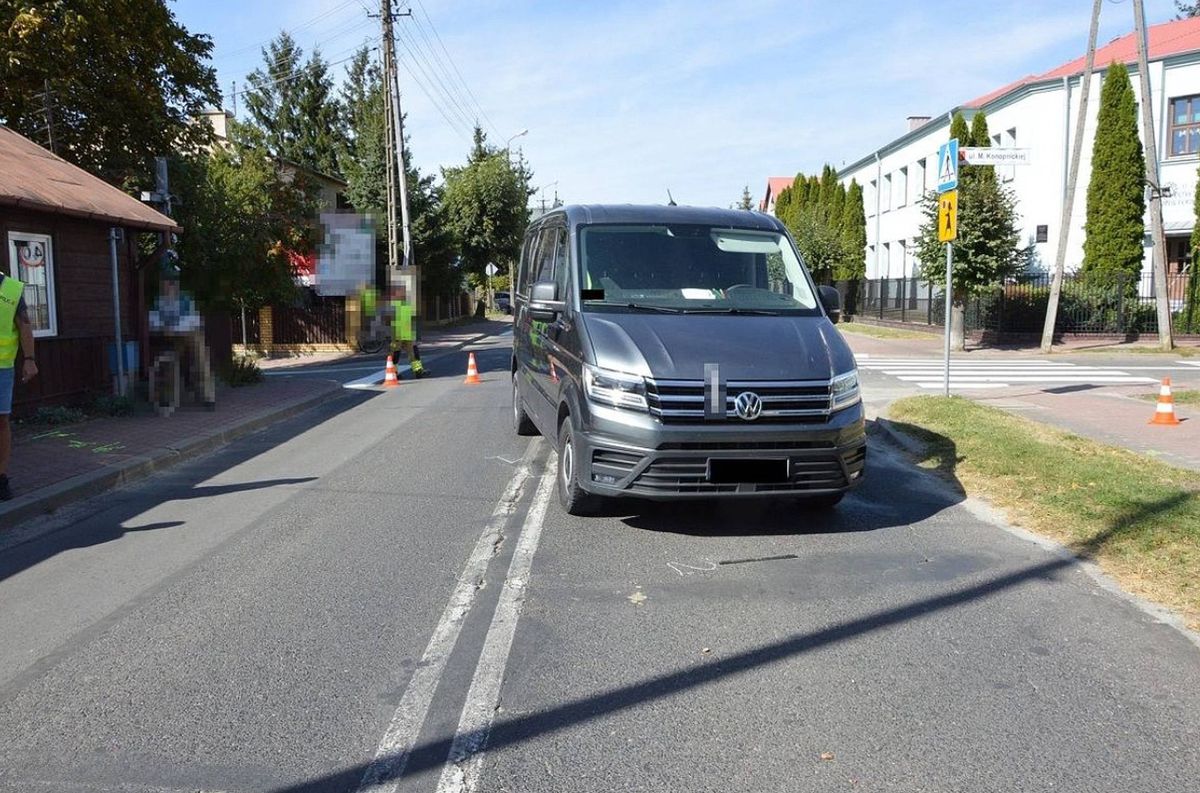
0, 125, 178, 413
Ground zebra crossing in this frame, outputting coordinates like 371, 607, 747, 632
856, 356, 1161, 390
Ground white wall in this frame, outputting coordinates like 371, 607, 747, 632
841, 53, 1200, 283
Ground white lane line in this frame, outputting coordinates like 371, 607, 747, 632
915, 382, 1008, 390
435, 465, 558, 793
894, 375, 1155, 383
344, 365, 411, 390
356, 439, 542, 793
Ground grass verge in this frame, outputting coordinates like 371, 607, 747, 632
1075, 344, 1200, 358
837, 321, 937, 340
1138, 389, 1200, 405
887, 395, 1200, 630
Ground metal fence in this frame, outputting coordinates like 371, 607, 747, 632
858, 272, 1198, 336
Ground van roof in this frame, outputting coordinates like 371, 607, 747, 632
539, 204, 786, 232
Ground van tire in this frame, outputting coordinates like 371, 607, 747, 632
798, 492, 844, 509
512, 371, 537, 436
557, 420, 596, 516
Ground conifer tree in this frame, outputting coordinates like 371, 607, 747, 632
1082, 62, 1146, 290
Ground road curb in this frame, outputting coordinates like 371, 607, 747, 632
870, 415, 927, 455
0, 382, 344, 531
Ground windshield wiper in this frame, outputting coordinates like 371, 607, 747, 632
588, 301, 683, 313
679, 307, 781, 316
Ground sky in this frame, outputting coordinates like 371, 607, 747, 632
173, 0, 1182, 209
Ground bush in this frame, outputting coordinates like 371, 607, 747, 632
219, 356, 262, 387
28, 405, 87, 425
91, 393, 135, 417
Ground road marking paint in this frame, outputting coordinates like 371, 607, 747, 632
914, 382, 1008, 389
344, 365, 411, 390
434, 465, 557, 793
356, 439, 542, 793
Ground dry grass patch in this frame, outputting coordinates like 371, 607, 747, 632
888, 395, 1200, 630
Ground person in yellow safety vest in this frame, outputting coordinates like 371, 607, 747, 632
389, 283, 427, 378
0, 271, 39, 501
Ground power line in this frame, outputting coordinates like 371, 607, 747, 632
229, 49, 370, 100
411, 0, 499, 139
401, 14, 485, 134
393, 22, 476, 132
393, 46, 472, 143
214, 0, 360, 61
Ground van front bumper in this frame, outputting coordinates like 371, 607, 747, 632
574, 401, 866, 499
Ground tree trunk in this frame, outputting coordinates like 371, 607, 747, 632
951, 298, 967, 352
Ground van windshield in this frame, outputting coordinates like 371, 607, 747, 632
577, 224, 820, 315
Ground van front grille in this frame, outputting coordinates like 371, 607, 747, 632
628, 455, 848, 495
645, 379, 833, 425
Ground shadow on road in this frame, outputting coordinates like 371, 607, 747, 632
268, 550, 1073, 793
0, 391, 379, 584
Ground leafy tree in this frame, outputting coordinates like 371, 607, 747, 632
339, 47, 457, 298
442, 126, 533, 288
244, 32, 343, 176
737, 185, 754, 210
1186, 160, 1200, 333
171, 120, 316, 314
775, 165, 859, 282
0, 0, 219, 185
1082, 62, 1146, 291
1176, 1, 1200, 18
837, 180, 867, 281
915, 111, 1027, 349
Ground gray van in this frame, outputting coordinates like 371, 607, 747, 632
511, 205, 865, 515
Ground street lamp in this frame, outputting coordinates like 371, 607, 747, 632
505, 129, 528, 162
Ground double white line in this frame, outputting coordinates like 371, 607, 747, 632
357, 438, 556, 793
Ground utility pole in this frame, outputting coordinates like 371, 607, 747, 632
1133, 0, 1174, 350
1042, 0, 1101, 353
231, 81, 237, 116
380, 0, 414, 278
41, 78, 56, 154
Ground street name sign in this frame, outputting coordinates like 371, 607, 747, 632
938, 190, 958, 242
961, 147, 1032, 166
936, 139, 959, 193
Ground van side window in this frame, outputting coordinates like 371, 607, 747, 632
533, 228, 557, 284
551, 228, 569, 294
517, 232, 537, 296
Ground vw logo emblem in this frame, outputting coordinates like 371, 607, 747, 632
733, 391, 763, 421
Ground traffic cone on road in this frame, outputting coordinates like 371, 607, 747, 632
1149, 377, 1180, 426
383, 354, 400, 388
464, 352, 482, 385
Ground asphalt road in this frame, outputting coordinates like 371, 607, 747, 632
1, 330, 1198, 792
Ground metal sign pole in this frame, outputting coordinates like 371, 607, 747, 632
108, 228, 126, 396
943, 241, 952, 398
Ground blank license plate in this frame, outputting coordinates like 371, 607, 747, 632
707, 458, 789, 484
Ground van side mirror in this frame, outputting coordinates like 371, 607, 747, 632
529, 280, 563, 322
819, 285, 842, 324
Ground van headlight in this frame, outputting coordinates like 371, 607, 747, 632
584, 364, 648, 411
831, 369, 860, 409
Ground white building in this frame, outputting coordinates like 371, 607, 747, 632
835, 15, 1200, 284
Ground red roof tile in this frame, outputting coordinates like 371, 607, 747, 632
965, 16, 1200, 109
0, 125, 179, 232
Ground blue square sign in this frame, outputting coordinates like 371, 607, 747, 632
937, 139, 959, 193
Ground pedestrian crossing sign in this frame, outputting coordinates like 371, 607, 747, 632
938, 190, 957, 242
937, 139, 959, 193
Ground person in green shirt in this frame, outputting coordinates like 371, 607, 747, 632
0, 271, 39, 501
388, 283, 427, 379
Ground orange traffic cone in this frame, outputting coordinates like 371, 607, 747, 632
1149, 377, 1180, 426
383, 354, 400, 388
463, 352, 482, 385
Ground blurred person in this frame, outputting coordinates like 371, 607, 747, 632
388, 282, 426, 379
148, 252, 215, 409
0, 270, 38, 500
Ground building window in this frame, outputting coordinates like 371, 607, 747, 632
882, 174, 892, 212
1169, 95, 1200, 156
1002, 127, 1017, 182
6, 232, 57, 337
896, 167, 908, 208
867, 180, 877, 216
915, 159, 926, 201
898, 239, 907, 278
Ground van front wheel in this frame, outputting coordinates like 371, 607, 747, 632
512, 372, 537, 436
557, 420, 596, 516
